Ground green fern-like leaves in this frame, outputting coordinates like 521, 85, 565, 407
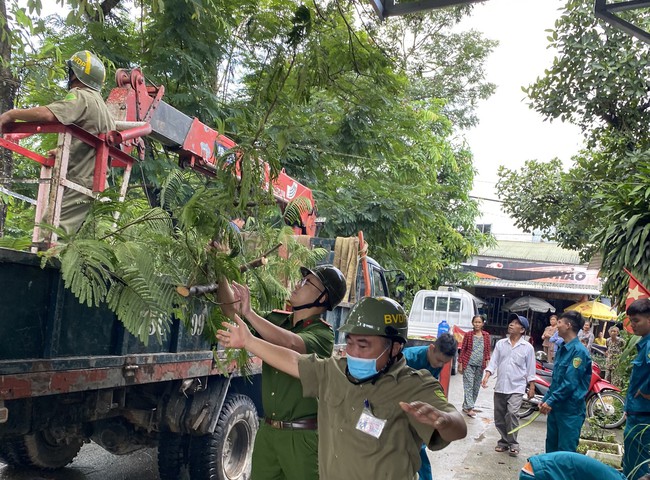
51, 168, 326, 353
58, 239, 116, 307
106, 241, 177, 344
0, 236, 32, 251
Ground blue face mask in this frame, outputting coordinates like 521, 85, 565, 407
347, 346, 390, 380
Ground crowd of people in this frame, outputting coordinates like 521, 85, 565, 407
214, 263, 650, 480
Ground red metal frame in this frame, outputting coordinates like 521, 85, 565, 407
2, 122, 136, 188
106, 68, 318, 236
1, 122, 139, 247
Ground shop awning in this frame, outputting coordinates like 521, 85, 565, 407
473, 277, 601, 295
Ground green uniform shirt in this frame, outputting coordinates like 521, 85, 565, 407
298, 354, 457, 480
263, 311, 333, 421
45, 87, 115, 233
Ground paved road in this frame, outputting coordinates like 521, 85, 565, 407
0, 372, 552, 480
0, 443, 160, 480
428, 371, 548, 480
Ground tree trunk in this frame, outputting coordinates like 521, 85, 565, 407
0, 0, 16, 237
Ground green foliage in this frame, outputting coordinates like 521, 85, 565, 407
497, 0, 650, 306
0, 231, 31, 249
615, 331, 641, 397
374, 6, 497, 129
580, 416, 617, 443
227, 3, 493, 292
282, 196, 313, 229
525, 0, 650, 146
497, 157, 599, 255
42, 171, 325, 347
0, 193, 34, 239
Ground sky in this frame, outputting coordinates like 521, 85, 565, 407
458, 0, 584, 201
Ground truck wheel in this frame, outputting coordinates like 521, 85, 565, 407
0, 430, 82, 469
158, 431, 190, 480
189, 394, 258, 480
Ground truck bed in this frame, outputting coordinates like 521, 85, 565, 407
0, 247, 256, 401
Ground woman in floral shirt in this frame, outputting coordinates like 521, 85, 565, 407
605, 326, 625, 387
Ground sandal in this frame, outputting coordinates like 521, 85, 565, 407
509, 447, 520, 457
464, 409, 477, 418
495, 446, 508, 453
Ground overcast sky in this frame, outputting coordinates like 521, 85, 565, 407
459, 0, 583, 200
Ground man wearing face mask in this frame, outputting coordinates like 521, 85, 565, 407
216, 296, 467, 480
217, 265, 346, 480
0, 50, 115, 234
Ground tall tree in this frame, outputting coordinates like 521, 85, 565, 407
224, 2, 493, 290
497, 0, 650, 306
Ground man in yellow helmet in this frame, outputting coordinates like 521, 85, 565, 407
217, 296, 467, 480
0, 50, 115, 234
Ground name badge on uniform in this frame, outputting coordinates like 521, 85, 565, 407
356, 400, 386, 439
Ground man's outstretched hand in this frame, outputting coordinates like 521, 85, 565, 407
230, 281, 252, 317
216, 314, 252, 349
400, 401, 450, 429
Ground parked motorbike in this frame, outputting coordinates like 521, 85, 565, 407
518, 359, 626, 429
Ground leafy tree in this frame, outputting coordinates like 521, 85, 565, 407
497, 0, 650, 306
227, 2, 493, 291
374, 7, 497, 129
1, 0, 496, 335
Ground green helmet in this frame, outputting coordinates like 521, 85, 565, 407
299, 265, 347, 311
338, 296, 408, 343
67, 50, 106, 91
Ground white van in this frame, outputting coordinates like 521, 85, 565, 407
407, 287, 483, 339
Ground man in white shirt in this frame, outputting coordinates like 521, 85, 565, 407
481, 313, 536, 457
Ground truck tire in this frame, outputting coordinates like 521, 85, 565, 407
0, 430, 82, 469
158, 431, 190, 480
188, 394, 258, 480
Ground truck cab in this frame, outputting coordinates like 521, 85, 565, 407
309, 236, 393, 343
407, 287, 483, 339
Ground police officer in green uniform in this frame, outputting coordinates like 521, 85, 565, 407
218, 265, 346, 480
217, 296, 467, 480
539, 310, 592, 453
0, 50, 115, 234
